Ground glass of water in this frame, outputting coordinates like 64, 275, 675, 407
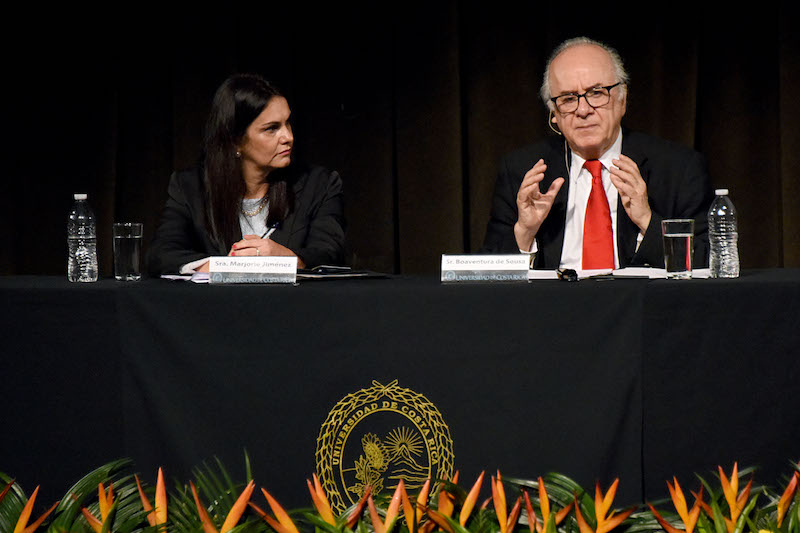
113, 223, 143, 281
661, 219, 694, 279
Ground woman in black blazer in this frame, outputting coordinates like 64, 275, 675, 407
147, 74, 345, 275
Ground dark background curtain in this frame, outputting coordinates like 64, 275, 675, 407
3, 3, 798, 276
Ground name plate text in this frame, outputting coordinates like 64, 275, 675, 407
209, 256, 297, 284
441, 254, 529, 282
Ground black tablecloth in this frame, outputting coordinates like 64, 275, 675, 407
2, 271, 798, 507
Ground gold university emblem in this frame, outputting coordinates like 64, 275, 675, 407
316, 380, 455, 512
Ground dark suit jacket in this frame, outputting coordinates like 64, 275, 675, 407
147, 164, 346, 275
481, 129, 714, 269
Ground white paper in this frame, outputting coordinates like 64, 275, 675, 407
526, 267, 712, 280
612, 267, 711, 279
160, 273, 209, 283
611, 267, 664, 278
527, 270, 561, 280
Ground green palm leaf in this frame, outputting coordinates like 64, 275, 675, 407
167, 482, 205, 533
0, 473, 28, 533
732, 493, 760, 533
182, 454, 266, 532
623, 509, 663, 533
47, 458, 134, 532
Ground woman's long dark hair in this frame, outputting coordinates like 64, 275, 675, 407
202, 73, 292, 250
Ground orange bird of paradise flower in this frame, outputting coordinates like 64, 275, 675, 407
135, 467, 167, 528
574, 479, 636, 533
459, 471, 485, 526
490, 471, 523, 533
191, 479, 255, 533
367, 481, 404, 533
524, 477, 574, 533
694, 464, 752, 533
249, 486, 301, 533
776, 462, 799, 528
5, 483, 59, 533
400, 477, 431, 531
307, 473, 336, 526
648, 478, 704, 533
80, 482, 116, 533
346, 484, 373, 529
423, 471, 460, 533
426, 472, 487, 533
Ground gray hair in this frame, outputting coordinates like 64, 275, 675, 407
540, 37, 629, 110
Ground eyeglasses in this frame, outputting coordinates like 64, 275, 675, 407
550, 83, 622, 114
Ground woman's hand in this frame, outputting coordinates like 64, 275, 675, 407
230, 235, 306, 268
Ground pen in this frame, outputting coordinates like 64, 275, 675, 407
261, 226, 277, 239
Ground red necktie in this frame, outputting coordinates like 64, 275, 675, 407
582, 160, 614, 269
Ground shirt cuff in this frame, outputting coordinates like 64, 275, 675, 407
179, 257, 211, 274
519, 239, 538, 255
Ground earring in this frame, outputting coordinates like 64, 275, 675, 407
235, 150, 242, 158
548, 109, 562, 136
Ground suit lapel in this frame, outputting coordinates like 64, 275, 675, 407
265, 173, 305, 248
542, 139, 570, 268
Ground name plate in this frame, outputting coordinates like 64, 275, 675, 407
208, 256, 297, 284
441, 254, 530, 282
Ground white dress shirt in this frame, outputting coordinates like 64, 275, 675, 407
560, 131, 622, 270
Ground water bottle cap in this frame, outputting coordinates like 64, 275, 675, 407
715, 189, 729, 195
74, 193, 88, 200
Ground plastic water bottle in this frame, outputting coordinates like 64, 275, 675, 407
708, 189, 739, 278
67, 193, 98, 282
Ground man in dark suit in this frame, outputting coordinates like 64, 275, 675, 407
482, 37, 713, 269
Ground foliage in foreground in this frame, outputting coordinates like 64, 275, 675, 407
1, 458, 798, 533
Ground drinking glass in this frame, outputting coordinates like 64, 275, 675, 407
661, 219, 694, 279
113, 222, 143, 281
